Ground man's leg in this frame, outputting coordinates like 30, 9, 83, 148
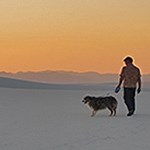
130, 88, 136, 113
124, 88, 136, 116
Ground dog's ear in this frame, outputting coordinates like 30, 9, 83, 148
92, 96, 97, 100
85, 96, 91, 99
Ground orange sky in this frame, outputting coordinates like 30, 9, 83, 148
0, 0, 150, 74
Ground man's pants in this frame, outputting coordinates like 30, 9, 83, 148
123, 88, 136, 113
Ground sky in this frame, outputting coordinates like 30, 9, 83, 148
0, 0, 150, 74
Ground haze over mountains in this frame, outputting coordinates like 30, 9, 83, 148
0, 70, 150, 91
0, 70, 150, 84
0, 70, 118, 84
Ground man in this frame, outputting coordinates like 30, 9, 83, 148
115, 56, 141, 116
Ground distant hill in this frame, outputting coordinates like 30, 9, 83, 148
0, 70, 149, 84
0, 76, 117, 91
0, 70, 119, 83
0, 76, 59, 89
0, 76, 149, 91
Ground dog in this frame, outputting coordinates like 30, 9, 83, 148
82, 96, 118, 117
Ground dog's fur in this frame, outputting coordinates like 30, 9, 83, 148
82, 96, 118, 117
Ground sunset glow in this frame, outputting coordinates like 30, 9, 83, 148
0, 0, 150, 74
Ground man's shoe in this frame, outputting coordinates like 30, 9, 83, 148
127, 111, 134, 116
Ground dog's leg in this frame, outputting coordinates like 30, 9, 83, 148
91, 110, 96, 117
107, 108, 113, 116
113, 108, 117, 116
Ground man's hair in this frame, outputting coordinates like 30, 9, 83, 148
123, 56, 133, 63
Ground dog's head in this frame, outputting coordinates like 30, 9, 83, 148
82, 96, 92, 104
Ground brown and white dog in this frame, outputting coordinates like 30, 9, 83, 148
82, 96, 118, 117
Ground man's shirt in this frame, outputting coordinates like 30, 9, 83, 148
120, 64, 141, 88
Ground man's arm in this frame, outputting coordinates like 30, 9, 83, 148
137, 68, 142, 94
115, 67, 125, 93
117, 76, 124, 88
116, 67, 125, 88
137, 77, 141, 94
115, 76, 124, 93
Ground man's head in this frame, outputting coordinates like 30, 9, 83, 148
123, 56, 133, 66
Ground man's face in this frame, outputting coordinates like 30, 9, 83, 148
124, 60, 132, 66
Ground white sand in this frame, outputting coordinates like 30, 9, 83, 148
0, 87, 150, 150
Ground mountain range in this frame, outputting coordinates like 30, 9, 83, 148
0, 70, 150, 84
0, 70, 118, 84
0, 71, 150, 90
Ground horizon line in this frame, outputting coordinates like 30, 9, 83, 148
0, 70, 149, 75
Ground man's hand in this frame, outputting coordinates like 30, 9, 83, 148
137, 88, 141, 94
115, 86, 121, 93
